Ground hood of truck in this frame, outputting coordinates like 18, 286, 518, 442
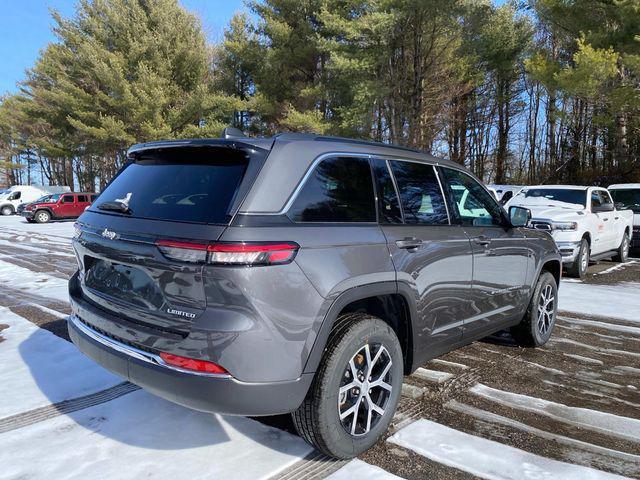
521, 204, 583, 222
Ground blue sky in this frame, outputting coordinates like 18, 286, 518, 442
0, 0, 249, 96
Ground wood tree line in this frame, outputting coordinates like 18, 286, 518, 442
1, 0, 639, 190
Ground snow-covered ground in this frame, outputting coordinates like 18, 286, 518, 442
0, 307, 121, 418
0, 214, 638, 480
558, 281, 640, 323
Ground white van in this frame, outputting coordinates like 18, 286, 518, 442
0, 185, 71, 216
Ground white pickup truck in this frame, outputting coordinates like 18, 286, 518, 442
609, 183, 640, 251
506, 185, 634, 278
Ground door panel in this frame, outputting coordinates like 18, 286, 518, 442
439, 167, 529, 337
60, 194, 75, 218
599, 190, 618, 250
381, 224, 474, 354
590, 190, 613, 253
374, 159, 475, 361
462, 225, 529, 332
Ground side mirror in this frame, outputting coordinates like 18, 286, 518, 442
593, 203, 615, 213
615, 202, 625, 211
509, 206, 531, 227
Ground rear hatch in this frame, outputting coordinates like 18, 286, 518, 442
73, 142, 268, 334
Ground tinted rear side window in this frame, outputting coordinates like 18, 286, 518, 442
390, 161, 448, 225
93, 148, 249, 224
289, 156, 375, 222
77, 195, 88, 202
371, 159, 402, 223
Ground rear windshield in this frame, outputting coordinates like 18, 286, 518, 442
92, 147, 251, 224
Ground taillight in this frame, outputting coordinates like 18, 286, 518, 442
208, 242, 299, 265
155, 240, 299, 266
156, 240, 208, 263
159, 352, 229, 375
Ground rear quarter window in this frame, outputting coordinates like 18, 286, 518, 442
288, 156, 376, 222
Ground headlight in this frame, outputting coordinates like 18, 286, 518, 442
551, 221, 577, 231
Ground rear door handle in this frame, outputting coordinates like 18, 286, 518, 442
473, 235, 491, 246
603, 218, 609, 221
396, 238, 423, 250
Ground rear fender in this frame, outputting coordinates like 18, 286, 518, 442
302, 281, 418, 375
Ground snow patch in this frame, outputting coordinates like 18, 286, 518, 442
0, 258, 69, 302
412, 368, 453, 383
0, 389, 312, 480
0, 307, 121, 419
558, 282, 640, 323
327, 459, 402, 479
389, 419, 628, 480
470, 384, 640, 443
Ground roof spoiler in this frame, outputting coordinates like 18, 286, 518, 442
221, 127, 247, 139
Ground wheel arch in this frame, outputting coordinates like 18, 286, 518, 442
539, 258, 561, 287
303, 282, 417, 376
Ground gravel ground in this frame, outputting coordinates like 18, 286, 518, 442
1, 216, 638, 479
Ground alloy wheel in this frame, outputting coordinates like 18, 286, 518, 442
537, 283, 555, 336
580, 243, 589, 274
338, 343, 393, 436
622, 235, 629, 261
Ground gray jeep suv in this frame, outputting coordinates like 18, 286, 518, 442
68, 132, 561, 458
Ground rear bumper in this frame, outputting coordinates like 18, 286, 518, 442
68, 313, 313, 416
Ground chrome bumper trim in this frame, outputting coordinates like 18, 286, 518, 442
69, 314, 232, 379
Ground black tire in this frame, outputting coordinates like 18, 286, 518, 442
34, 210, 51, 224
612, 231, 630, 263
511, 271, 558, 347
292, 312, 403, 459
565, 238, 589, 278
1, 205, 13, 216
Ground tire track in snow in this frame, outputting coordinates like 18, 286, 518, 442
0, 382, 139, 434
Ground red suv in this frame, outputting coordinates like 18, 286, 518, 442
22, 192, 98, 223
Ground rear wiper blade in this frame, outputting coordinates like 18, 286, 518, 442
97, 201, 132, 215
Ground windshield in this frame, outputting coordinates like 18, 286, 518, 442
610, 189, 640, 213
510, 188, 587, 209
34, 195, 52, 203
92, 147, 251, 224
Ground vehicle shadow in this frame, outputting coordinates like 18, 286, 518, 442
480, 329, 520, 347
16, 320, 307, 454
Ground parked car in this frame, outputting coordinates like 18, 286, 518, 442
21, 192, 97, 223
488, 184, 525, 205
608, 183, 640, 250
17, 194, 54, 215
0, 185, 71, 216
67, 132, 561, 459
506, 185, 634, 278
